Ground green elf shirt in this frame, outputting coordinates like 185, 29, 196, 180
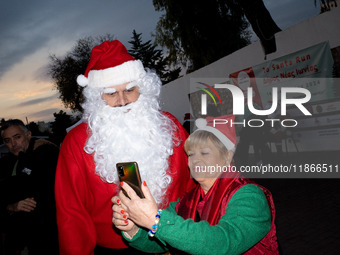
124, 184, 271, 255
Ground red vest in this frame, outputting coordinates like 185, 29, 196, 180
176, 175, 279, 254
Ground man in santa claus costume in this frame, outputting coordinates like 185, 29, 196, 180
54, 40, 196, 255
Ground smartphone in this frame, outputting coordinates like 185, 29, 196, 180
116, 161, 144, 198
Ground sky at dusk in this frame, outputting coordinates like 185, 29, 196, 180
0, 0, 321, 123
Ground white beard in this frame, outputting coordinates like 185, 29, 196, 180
82, 93, 176, 205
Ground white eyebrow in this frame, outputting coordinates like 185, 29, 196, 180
103, 87, 117, 94
126, 81, 137, 90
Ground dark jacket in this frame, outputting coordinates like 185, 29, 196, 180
0, 138, 60, 254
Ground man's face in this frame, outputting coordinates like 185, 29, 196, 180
2, 126, 31, 156
101, 82, 140, 107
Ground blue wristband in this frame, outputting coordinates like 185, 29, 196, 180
148, 209, 162, 237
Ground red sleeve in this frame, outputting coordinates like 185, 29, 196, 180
55, 125, 96, 255
161, 112, 196, 207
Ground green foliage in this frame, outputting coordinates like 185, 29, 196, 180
48, 34, 115, 113
153, 0, 251, 72
128, 30, 181, 84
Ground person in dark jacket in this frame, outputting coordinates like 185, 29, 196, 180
0, 119, 59, 255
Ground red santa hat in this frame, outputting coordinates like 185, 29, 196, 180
194, 114, 237, 152
77, 40, 146, 88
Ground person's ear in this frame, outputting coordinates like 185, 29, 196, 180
27, 131, 32, 140
225, 150, 234, 165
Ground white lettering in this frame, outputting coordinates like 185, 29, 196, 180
200, 84, 312, 116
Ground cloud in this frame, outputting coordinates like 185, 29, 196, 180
28, 108, 61, 122
16, 95, 58, 107
34, 64, 52, 83
0, 0, 161, 80
0, 1, 51, 78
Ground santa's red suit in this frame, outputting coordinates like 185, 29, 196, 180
55, 112, 196, 255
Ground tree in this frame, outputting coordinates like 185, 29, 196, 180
315, 0, 338, 12
238, 0, 281, 56
27, 122, 41, 136
48, 34, 115, 113
128, 30, 181, 84
153, 0, 251, 72
50, 110, 78, 145
0, 118, 5, 144
153, 0, 282, 72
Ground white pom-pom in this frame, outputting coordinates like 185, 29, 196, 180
77, 75, 88, 87
195, 118, 207, 129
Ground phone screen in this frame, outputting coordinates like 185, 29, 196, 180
117, 162, 144, 198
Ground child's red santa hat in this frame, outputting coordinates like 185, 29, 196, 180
77, 40, 146, 88
194, 114, 237, 152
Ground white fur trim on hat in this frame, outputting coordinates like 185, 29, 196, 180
87, 60, 146, 88
194, 118, 236, 152
77, 75, 88, 87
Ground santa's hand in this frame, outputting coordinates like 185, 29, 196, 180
119, 181, 159, 230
